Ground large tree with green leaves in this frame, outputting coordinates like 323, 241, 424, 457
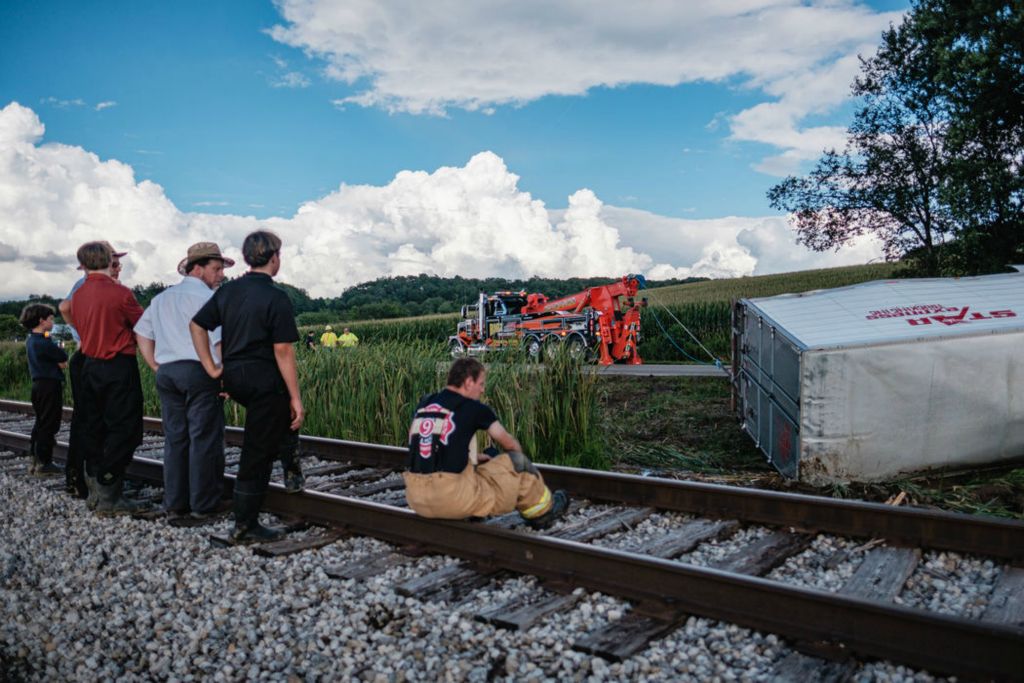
769, 0, 1023, 275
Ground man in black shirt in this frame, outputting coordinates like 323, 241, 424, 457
404, 358, 569, 529
190, 230, 303, 544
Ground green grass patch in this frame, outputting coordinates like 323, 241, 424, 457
827, 468, 1024, 520
599, 376, 765, 474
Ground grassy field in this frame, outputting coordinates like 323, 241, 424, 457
642, 262, 901, 306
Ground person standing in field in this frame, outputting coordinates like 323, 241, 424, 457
70, 241, 145, 515
338, 327, 359, 348
320, 325, 337, 348
20, 303, 68, 477
317, 325, 337, 350
404, 357, 569, 528
135, 242, 234, 520
190, 230, 303, 544
58, 241, 127, 499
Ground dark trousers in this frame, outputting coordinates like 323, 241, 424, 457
30, 378, 63, 464
280, 428, 300, 471
79, 354, 143, 483
222, 360, 290, 497
156, 360, 225, 514
66, 351, 87, 493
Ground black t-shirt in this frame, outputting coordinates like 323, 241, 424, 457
192, 272, 299, 365
407, 389, 498, 474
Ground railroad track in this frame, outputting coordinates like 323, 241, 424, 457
0, 399, 1022, 680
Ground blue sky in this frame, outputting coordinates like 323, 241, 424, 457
0, 1, 907, 298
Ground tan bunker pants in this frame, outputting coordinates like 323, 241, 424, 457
403, 452, 553, 521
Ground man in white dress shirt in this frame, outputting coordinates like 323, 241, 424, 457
135, 243, 234, 518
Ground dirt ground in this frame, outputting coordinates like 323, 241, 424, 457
598, 375, 1024, 520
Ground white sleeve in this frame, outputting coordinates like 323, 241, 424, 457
134, 306, 154, 339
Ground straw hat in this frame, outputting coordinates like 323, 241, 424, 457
177, 242, 236, 275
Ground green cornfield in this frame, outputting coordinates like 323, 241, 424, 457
0, 343, 31, 401
643, 263, 900, 307
294, 342, 605, 468
0, 341, 606, 469
301, 315, 456, 345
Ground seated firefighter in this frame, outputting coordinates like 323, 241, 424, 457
403, 358, 569, 529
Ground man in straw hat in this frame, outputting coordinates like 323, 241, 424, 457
67, 240, 145, 515
59, 240, 127, 499
135, 242, 235, 521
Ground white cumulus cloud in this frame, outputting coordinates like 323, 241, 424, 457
268, 0, 904, 172
0, 102, 881, 301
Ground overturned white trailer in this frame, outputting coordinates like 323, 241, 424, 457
733, 272, 1024, 484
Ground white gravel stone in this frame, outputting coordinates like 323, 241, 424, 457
0, 446, 961, 681
767, 534, 866, 592
676, 525, 771, 567
897, 550, 999, 619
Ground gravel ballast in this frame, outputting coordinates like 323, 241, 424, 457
0, 452, 958, 681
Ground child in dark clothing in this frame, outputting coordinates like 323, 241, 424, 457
20, 303, 68, 476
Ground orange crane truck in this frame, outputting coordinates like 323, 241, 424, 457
448, 275, 647, 365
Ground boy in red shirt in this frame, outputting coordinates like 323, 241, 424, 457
67, 241, 145, 515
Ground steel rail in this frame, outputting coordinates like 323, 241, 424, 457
0, 427, 1021, 680
2, 399, 1024, 562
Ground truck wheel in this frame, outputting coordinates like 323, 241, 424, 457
565, 333, 591, 361
449, 338, 467, 358
523, 335, 542, 361
542, 335, 562, 360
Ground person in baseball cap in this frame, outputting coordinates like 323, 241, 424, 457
67, 240, 145, 515
76, 241, 127, 271
61, 240, 128, 499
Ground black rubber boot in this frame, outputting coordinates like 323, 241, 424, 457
279, 430, 304, 494
66, 460, 88, 498
524, 490, 570, 530
66, 444, 89, 498
283, 465, 304, 494
94, 474, 140, 517
35, 462, 63, 477
229, 486, 285, 545
84, 473, 100, 511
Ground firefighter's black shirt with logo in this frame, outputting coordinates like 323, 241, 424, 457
407, 389, 497, 474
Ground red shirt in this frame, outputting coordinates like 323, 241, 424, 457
71, 273, 144, 359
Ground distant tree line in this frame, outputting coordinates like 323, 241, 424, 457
0, 273, 706, 335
